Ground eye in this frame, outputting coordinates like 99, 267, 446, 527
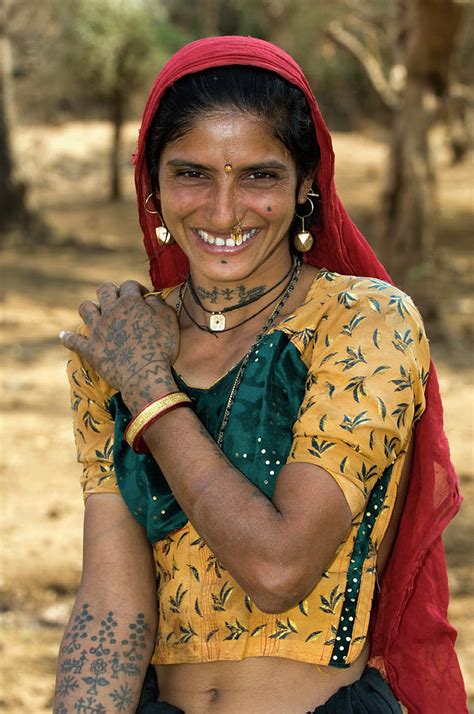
247, 171, 276, 181
242, 171, 279, 187
176, 170, 206, 179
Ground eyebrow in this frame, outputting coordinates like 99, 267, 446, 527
165, 159, 290, 172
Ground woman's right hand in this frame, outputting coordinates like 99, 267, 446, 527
60, 280, 180, 412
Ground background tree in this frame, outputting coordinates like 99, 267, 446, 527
327, 0, 469, 310
57, 0, 187, 201
0, 0, 51, 241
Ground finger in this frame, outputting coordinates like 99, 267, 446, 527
96, 282, 119, 311
78, 300, 100, 326
58, 330, 89, 356
118, 280, 149, 298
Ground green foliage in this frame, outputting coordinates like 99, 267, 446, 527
55, 0, 188, 109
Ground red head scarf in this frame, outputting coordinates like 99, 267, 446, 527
134, 36, 466, 713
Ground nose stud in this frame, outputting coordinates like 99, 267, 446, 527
231, 219, 243, 241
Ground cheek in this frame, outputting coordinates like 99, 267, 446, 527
160, 186, 205, 218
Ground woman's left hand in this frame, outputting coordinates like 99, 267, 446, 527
59, 280, 180, 412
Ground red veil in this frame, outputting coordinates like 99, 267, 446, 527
133, 36, 466, 713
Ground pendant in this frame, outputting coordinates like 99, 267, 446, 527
294, 230, 313, 253
209, 313, 226, 332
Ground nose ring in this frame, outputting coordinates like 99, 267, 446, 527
231, 219, 243, 241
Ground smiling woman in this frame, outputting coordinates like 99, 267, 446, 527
55, 37, 465, 714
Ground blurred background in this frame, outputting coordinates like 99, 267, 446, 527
1, 0, 473, 711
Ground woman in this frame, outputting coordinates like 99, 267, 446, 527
55, 36, 465, 713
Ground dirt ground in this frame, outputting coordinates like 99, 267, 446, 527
1, 121, 473, 712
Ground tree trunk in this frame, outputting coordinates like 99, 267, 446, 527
1, 7, 49, 243
109, 88, 124, 201
0, 10, 28, 235
381, 0, 464, 304
381, 80, 437, 283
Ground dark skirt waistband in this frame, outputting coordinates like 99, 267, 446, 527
137, 665, 402, 713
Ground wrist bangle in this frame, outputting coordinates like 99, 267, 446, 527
124, 391, 192, 453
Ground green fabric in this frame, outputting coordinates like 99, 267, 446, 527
330, 463, 393, 667
109, 329, 308, 543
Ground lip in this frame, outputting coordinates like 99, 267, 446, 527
192, 228, 261, 253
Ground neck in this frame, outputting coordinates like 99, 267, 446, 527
188, 251, 294, 314
183, 253, 297, 336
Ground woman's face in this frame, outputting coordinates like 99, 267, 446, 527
156, 111, 311, 285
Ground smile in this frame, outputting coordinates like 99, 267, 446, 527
196, 228, 259, 247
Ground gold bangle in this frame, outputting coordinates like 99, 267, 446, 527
125, 391, 192, 449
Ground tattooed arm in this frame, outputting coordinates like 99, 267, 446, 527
54, 495, 157, 713
59, 280, 351, 615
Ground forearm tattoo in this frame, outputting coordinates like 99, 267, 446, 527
196, 283, 266, 304
54, 604, 153, 713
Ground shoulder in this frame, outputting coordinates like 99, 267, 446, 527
312, 270, 422, 320
279, 270, 429, 369
147, 284, 183, 308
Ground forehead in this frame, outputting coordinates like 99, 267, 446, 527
160, 111, 293, 167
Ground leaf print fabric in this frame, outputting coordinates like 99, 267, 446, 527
67, 325, 120, 500
69, 271, 430, 670
287, 273, 430, 518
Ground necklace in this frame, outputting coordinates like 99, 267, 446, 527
179, 257, 299, 337
187, 261, 294, 332
216, 257, 302, 447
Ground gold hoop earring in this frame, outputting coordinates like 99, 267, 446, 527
144, 193, 159, 214
294, 191, 318, 252
144, 193, 174, 245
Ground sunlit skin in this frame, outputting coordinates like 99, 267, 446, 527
157, 112, 312, 310
59, 110, 419, 711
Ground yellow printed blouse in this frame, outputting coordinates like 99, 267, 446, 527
68, 270, 430, 668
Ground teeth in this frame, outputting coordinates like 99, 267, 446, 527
197, 228, 258, 246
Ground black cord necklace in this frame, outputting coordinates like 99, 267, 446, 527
187, 259, 294, 332
179, 257, 300, 338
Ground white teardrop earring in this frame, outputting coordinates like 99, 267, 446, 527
144, 193, 174, 245
155, 226, 173, 245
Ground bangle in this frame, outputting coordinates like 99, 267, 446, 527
124, 391, 192, 453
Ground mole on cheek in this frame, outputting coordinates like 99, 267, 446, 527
266, 206, 272, 213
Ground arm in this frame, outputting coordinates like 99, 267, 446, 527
54, 494, 157, 713
60, 280, 352, 615
143, 410, 351, 613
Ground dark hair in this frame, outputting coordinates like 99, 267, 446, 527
145, 66, 321, 216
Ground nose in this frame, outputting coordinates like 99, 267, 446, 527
207, 180, 239, 230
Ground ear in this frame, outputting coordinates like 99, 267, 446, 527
297, 176, 313, 204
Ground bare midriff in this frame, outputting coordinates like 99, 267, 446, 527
155, 641, 369, 713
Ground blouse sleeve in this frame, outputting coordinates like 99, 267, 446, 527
288, 282, 430, 517
67, 344, 120, 501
